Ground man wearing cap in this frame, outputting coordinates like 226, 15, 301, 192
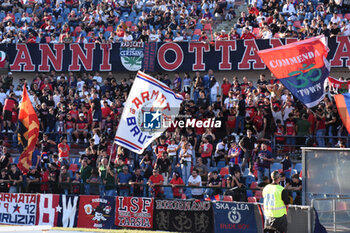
74, 113, 89, 144
218, 29, 229, 40
263, 171, 290, 233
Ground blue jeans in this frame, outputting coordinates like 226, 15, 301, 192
327, 126, 334, 145
316, 129, 326, 147
257, 167, 269, 183
181, 162, 191, 185
193, 89, 200, 103
119, 189, 130, 196
235, 115, 245, 134
106, 189, 116, 197
84, 183, 90, 195
66, 128, 74, 146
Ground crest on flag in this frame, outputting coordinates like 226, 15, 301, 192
115, 71, 183, 154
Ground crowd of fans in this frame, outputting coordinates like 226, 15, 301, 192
0, 0, 347, 43
0, 69, 343, 203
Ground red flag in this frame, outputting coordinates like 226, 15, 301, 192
17, 85, 40, 173
257, 36, 329, 108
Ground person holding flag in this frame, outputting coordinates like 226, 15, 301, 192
17, 84, 40, 174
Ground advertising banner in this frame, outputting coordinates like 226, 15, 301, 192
153, 199, 214, 233
115, 196, 154, 229
36, 194, 79, 227
3, 37, 350, 72
213, 201, 257, 233
77, 195, 116, 229
0, 193, 37, 225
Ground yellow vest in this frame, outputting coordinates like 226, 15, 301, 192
263, 184, 287, 218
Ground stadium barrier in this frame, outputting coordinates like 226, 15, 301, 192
2, 36, 349, 73
311, 197, 350, 233
0, 192, 321, 233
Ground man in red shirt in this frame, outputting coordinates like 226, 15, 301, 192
218, 29, 229, 40
199, 137, 213, 166
73, 113, 89, 144
147, 169, 164, 198
240, 27, 256, 40
285, 113, 296, 153
101, 101, 111, 130
65, 113, 75, 146
199, 31, 210, 44
57, 137, 70, 167
3, 93, 17, 133
315, 108, 326, 147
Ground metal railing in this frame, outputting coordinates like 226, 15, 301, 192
311, 197, 350, 233
272, 135, 349, 156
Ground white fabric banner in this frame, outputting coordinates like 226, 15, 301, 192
115, 71, 183, 154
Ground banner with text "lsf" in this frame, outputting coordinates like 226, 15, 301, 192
115, 196, 154, 229
213, 201, 257, 233
36, 194, 79, 227
153, 199, 214, 233
0, 193, 37, 225
77, 195, 116, 229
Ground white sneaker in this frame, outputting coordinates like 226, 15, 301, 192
1, 130, 5, 133
8, 129, 13, 133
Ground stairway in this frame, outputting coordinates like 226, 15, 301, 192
212, 0, 247, 36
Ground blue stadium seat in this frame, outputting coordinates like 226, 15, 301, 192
294, 163, 302, 173
217, 161, 226, 169
195, 23, 203, 30
209, 167, 219, 173
271, 162, 282, 171
244, 175, 256, 187
192, 34, 200, 41
184, 188, 192, 199
164, 187, 173, 199
246, 190, 253, 197
104, 31, 111, 39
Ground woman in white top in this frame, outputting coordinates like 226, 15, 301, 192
167, 138, 178, 173
179, 143, 192, 184
210, 77, 220, 103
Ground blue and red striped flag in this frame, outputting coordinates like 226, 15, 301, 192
205, 194, 220, 201
257, 36, 329, 108
334, 93, 350, 134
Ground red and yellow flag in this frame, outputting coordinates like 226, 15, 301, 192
17, 85, 40, 173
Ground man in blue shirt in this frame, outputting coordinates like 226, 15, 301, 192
203, 69, 214, 96
256, 142, 274, 183
117, 165, 132, 196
